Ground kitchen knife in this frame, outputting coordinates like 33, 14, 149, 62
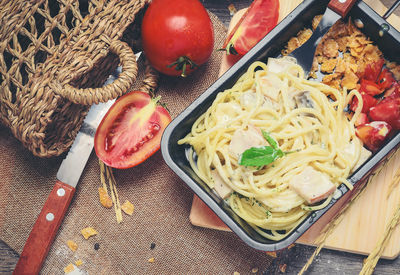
13, 52, 141, 275
289, 0, 358, 76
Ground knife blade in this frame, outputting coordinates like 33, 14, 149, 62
289, 0, 357, 76
13, 52, 141, 275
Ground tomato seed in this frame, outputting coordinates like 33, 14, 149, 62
150, 124, 161, 131
121, 123, 161, 157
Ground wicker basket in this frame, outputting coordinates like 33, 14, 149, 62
0, 0, 150, 157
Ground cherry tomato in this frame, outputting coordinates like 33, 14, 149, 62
377, 68, 396, 90
360, 79, 382, 96
369, 98, 400, 130
222, 0, 279, 55
94, 91, 171, 169
141, 0, 214, 77
350, 92, 378, 113
363, 58, 384, 81
356, 121, 392, 151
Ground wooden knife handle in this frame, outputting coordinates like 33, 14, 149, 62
328, 0, 358, 18
13, 181, 75, 275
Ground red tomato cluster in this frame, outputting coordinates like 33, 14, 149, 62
350, 59, 399, 151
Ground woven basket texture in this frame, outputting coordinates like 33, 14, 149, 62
0, 0, 148, 158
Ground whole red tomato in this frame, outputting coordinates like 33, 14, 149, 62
141, 0, 214, 77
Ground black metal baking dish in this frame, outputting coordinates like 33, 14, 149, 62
161, 0, 400, 251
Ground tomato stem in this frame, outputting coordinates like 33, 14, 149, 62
152, 95, 161, 104
217, 42, 238, 56
167, 56, 198, 77
151, 95, 170, 113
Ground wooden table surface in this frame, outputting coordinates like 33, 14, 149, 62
2, 0, 400, 274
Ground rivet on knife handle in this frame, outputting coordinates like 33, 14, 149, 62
328, 0, 358, 18
13, 181, 75, 275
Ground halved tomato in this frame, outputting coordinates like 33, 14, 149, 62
94, 91, 171, 169
222, 0, 279, 56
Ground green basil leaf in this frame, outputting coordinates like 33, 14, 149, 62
239, 146, 282, 167
238, 128, 288, 167
261, 130, 278, 150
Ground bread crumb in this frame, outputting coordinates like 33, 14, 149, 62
98, 187, 113, 208
148, 257, 155, 263
266, 251, 277, 258
279, 263, 287, 273
81, 227, 98, 239
228, 4, 237, 15
75, 259, 83, 267
320, 58, 337, 74
233, 272, 240, 275
121, 200, 134, 216
251, 267, 259, 273
64, 263, 74, 273
66, 240, 78, 252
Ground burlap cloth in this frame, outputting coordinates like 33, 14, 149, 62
0, 13, 274, 274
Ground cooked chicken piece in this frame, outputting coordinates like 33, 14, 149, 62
215, 102, 242, 124
260, 76, 280, 102
228, 126, 266, 157
211, 169, 232, 199
289, 166, 336, 204
267, 57, 297, 74
240, 90, 258, 109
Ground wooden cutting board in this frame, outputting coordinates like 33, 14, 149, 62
190, 0, 400, 259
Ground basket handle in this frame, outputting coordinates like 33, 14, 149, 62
58, 40, 139, 105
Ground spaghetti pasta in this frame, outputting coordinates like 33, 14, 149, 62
178, 58, 366, 240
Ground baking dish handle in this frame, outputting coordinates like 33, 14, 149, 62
57, 40, 139, 105
383, 0, 400, 19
